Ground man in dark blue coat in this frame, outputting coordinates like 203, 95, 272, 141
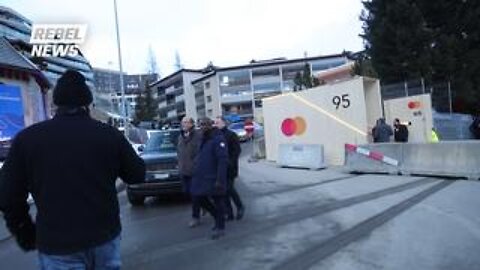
191, 117, 228, 239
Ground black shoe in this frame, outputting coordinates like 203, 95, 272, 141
236, 208, 244, 220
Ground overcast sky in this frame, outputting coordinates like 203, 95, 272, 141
3, 0, 365, 76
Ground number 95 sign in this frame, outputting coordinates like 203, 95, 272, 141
332, 94, 351, 110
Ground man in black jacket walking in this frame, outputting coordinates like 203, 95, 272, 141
214, 116, 245, 220
0, 70, 145, 269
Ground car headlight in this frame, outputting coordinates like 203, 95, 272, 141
238, 130, 247, 136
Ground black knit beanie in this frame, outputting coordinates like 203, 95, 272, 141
53, 70, 93, 107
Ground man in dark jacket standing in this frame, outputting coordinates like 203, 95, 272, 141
177, 116, 214, 227
191, 118, 228, 239
214, 116, 244, 220
372, 118, 393, 143
393, 118, 409, 143
0, 70, 145, 269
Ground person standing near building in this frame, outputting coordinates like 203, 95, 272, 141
214, 116, 245, 221
373, 118, 393, 143
470, 115, 480, 139
393, 118, 409, 143
191, 118, 228, 239
177, 116, 214, 227
0, 70, 145, 269
244, 118, 255, 141
431, 128, 440, 143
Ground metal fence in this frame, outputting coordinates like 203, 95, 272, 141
381, 78, 453, 113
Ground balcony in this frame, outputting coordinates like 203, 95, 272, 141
221, 93, 252, 104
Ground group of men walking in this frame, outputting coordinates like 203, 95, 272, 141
177, 116, 244, 239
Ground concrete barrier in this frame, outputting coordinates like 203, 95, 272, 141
401, 142, 480, 180
278, 144, 326, 170
345, 143, 403, 175
345, 141, 480, 180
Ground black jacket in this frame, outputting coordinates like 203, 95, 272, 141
394, 124, 409, 142
219, 127, 241, 179
0, 109, 145, 254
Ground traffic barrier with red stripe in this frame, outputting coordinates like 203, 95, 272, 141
345, 143, 399, 166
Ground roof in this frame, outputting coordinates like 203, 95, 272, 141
190, 53, 350, 85
149, 68, 204, 88
191, 71, 217, 85
0, 37, 51, 89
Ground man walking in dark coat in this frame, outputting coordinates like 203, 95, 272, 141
0, 70, 145, 269
177, 116, 214, 227
191, 118, 228, 239
214, 116, 244, 220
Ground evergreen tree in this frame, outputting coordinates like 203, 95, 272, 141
175, 51, 183, 71
360, 0, 480, 113
293, 63, 322, 91
360, 0, 432, 82
134, 81, 159, 124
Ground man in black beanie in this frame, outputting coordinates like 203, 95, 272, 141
0, 70, 145, 269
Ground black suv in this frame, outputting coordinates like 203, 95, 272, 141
127, 129, 182, 205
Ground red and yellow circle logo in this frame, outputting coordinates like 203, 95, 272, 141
281, 117, 307, 137
408, 101, 422, 109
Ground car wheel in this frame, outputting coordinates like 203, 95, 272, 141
127, 191, 145, 206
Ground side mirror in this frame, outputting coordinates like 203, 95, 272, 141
138, 145, 144, 152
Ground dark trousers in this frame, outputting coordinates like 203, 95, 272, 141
182, 175, 215, 219
193, 195, 225, 230
225, 177, 244, 217
192, 196, 215, 219
212, 195, 226, 230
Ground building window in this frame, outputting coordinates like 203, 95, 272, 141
282, 64, 305, 81
207, 109, 213, 117
206, 95, 212, 102
219, 70, 250, 87
252, 67, 280, 78
205, 81, 210, 89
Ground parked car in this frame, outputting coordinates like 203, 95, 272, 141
126, 129, 182, 205
228, 122, 264, 142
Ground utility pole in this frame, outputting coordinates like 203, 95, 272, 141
113, 0, 127, 135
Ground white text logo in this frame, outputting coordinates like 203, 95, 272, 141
30, 24, 87, 57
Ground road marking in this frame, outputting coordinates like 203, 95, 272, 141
273, 180, 454, 270
124, 178, 440, 266
251, 175, 361, 198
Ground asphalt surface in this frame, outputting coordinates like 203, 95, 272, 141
1, 146, 480, 269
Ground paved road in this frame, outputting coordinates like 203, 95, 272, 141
1, 149, 480, 269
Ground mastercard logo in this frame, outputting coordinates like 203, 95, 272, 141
408, 101, 422, 109
281, 117, 307, 137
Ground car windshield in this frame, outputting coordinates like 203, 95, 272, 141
144, 130, 179, 153
229, 122, 244, 130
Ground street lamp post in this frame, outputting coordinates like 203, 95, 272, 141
113, 0, 127, 135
